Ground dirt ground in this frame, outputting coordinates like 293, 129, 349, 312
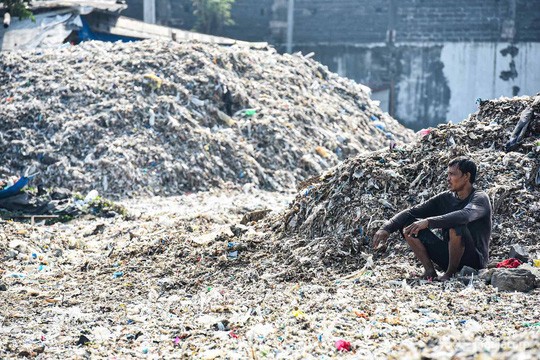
1, 189, 539, 359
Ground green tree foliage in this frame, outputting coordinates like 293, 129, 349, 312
1, 0, 33, 20
192, 0, 235, 35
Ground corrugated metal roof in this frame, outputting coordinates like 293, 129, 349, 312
29, 0, 127, 12
85, 13, 266, 47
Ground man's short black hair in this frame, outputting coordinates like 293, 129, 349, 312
448, 157, 477, 184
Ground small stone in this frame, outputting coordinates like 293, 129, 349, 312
240, 209, 272, 225
18, 347, 45, 358
478, 268, 495, 283
230, 224, 249, 237
509, 244, 530, 263
491, 268, 537, 292
76, 334, 91, 346
50, 187, 72, 200
5, 250, 18, 260
0, 283, 7, 291
459, 266, 479, 277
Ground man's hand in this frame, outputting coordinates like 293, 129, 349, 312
372, 229, 390, 251
403, 219, 429, 237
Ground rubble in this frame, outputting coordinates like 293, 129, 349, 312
0, 40, 413, 198
271, 95, 540, 274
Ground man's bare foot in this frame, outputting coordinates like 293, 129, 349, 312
421, 270, 437, 280
436, 272, 454, 281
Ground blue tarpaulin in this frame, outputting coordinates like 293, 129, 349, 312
78, 17, 139, 43
0, 177, 31, 199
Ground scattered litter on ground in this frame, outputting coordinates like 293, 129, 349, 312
1, 187, 539, 358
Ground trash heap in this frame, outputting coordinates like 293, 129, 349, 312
271, 96, 540, 272
1, 191, 539, 358
0, 40, 412, 198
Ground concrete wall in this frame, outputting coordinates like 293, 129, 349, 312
280, 0, 540, 44
293, 41, 540, 130
441, 42, 540, 123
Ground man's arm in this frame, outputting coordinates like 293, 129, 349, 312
373, 192, 445, 250
381, 192, 446, 234
426, 192, 490, 228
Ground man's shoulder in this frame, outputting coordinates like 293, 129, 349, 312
471, 189, 492, 209
472, 189, 490, 200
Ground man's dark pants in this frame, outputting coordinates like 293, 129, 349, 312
400, 221, 483, 271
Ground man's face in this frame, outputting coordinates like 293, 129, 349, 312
447, 165, 470, 192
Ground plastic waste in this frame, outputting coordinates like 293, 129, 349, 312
315, 146, 330, 158
143, 73, 162, 90
84, 190, 99, 203
372, 120, 386, 131
335, 339, 351, 352
496, 258, 522, 268
418, 128, 432, 137
7, 273, 26, 278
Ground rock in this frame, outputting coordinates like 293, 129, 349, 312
5, 250, 18, 260
230, 224, 249, 237
18, 346, 44, 358
478, 268, 496, 283
490, 268, 537, 292
0, 283, 7, 291
457, 266, 479, 285
50, 187, 73, 200
240, 209, 272, 225
460, 266, 479, 277
76, 334, 91, 346
509, 244, 530, 263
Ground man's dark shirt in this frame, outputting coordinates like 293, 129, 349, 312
381, 189, 492, 267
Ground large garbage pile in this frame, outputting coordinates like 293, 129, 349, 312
0, 40, 412, 198
270, 96, 540, 273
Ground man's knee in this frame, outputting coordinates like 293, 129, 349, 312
449, 228, 459, 237
403, 233, 416, 242
400, 228, 418, 242
448, 228, 465, 246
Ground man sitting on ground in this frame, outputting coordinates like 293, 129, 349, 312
372, 157, 492, 281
